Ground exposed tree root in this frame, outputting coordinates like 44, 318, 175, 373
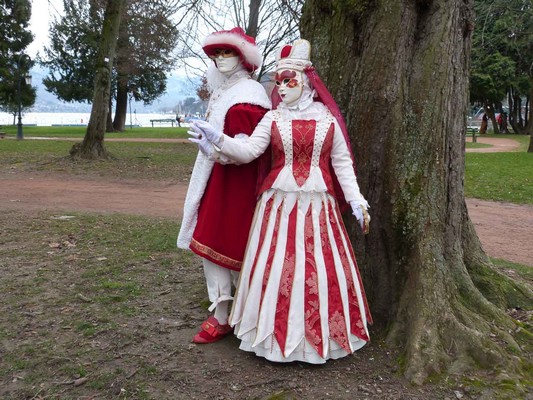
386, 249, 531, 386
462, 215, 533, 309
69, 142, 112, 160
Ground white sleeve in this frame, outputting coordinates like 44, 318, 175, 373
330, 121, 365, 203
217, 112, 273, 164
209, 134, 250, 165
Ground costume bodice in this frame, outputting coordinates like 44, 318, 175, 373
258, 109, 337, 195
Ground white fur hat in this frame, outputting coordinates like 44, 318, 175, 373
202, 27, 262, 72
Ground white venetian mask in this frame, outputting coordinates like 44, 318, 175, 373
209, 48, 242, 74
275, 69, 304, 106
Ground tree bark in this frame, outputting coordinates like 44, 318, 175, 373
301, 0, 532, 384
113, 73, 128, 132
107, 95, 114, 133
71, 0, 126, 159
246, 0, 261, 38
525, 88, 533, 153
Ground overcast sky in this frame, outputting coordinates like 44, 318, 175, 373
28, 0, 64, 58
26, 0, 205, 77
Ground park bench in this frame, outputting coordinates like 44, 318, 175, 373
149, 118, 177, 127
466, 125, 479, 143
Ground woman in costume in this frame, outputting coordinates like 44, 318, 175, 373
189, 39, 372, 363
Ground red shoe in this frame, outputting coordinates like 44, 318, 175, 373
193, 316, 233, 344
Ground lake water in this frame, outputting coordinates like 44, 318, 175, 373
0, 112, 181, 128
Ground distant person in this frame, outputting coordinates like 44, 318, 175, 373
500, 112, 509, 134
176, 114, 181, 127
480, 113, 488, 134
497, 113, 502, 133
177, 27, 271, 344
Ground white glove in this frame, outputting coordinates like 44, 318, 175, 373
350, 199, 370, 234
191, 120, 224, 148
188, 127, 214, 158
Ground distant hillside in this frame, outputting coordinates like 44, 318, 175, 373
30, 66, 201, 113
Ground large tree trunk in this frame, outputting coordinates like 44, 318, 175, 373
113, 74, 128, 132
70, 0, 126, 159
301, 0, 532, 384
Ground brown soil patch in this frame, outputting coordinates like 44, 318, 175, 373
0, 173, 187, 218
1, 172, 531, 267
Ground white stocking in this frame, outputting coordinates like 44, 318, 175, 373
202, 258, 238, 325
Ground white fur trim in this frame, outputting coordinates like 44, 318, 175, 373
203, 31, 262, 70
206, 63, 226, 93
177, 79, 271, 250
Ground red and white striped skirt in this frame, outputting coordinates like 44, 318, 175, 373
229, 189, 372, 363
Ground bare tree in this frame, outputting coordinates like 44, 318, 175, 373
302, 0, 532, 385
172, 0, 303, 79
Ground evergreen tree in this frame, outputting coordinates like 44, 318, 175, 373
40, 0, 179, 132
0, 0, 36, 119
40, 0, 101, 103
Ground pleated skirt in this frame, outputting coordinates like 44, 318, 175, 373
229, 189, 372, 363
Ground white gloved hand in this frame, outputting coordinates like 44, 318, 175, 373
188, 126, 214, 157
191, 120, 224, 148
350, 199, 370, 234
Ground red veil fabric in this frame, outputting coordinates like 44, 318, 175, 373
270, 66, 356, 212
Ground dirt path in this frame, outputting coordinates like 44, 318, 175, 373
465, 198, 533, 266
465, 135, 521, 152
2, 135, 530, 266
1, 172, 531, 266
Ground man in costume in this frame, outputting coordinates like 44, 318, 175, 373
177, 27, 271, 344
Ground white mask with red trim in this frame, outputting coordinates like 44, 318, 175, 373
275, 69, 304, 106
275, 68, 315, 110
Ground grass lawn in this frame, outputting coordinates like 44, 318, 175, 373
0, 125, 190, 139
465, 142, 492, 149
465, 152, 533, 205
0, 138, 197, 182
0, 210, 475, 400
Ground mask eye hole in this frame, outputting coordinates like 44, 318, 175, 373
276, 79, 293, 87
209, 48, 236, 59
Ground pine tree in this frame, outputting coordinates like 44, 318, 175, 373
0, 0, 36, 118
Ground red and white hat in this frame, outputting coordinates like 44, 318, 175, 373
202, 27, 262, 72
275, 39, 312, 72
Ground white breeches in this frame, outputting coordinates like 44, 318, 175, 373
203, 258, 239, 312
